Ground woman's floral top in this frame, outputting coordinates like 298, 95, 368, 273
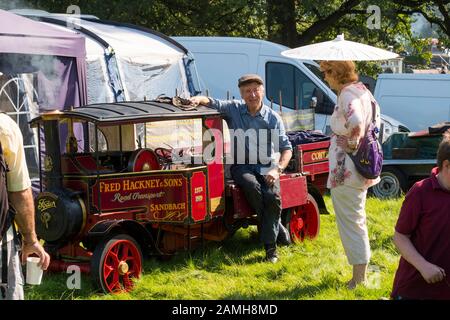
327, 82, 381, 190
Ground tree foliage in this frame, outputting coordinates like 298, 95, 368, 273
392, 0, 450, 44
14, 0, 449, 73
24, 1, 447, 46
25, 0, 267, 38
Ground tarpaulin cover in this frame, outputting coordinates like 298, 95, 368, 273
382, 132, 443, 159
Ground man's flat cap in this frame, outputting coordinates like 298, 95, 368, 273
238, 74, 264, 87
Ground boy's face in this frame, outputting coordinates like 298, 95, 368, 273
441, 160, 450, 187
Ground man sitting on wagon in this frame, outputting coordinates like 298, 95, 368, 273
190, 74, 293, 263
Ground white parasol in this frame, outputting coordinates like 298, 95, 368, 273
281, 34, 399, 61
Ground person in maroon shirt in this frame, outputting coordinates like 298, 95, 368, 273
391, 131, 450, 300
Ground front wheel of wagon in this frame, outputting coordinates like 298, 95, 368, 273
91, 234, 143, 293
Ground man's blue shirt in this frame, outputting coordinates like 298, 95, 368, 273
208, 98, 292, 171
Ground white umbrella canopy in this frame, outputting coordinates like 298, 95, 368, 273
281, 34, 399, 61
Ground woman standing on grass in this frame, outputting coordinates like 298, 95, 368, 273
320, 61, 381, 289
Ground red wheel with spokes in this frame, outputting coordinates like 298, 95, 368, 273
91, 234, 143, 293
286, 194, 320, 242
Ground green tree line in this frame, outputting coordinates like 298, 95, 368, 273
6, 0, 449, 73
22, 1, 448, 45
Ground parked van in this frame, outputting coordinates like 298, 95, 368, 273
374, 73, 450, 132
173, 36, 409, 139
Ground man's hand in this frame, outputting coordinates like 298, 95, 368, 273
418, 261, 446, 284
265, 149, 291, 187
264, 168, 280, 187
21, 241, 51, 270
9, 188, 51, 270
189, 96, 210, 107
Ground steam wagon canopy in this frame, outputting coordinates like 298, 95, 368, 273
30, 101, 221, 126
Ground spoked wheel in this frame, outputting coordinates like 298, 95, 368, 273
91, 234, 143, 293
286, 194, 320, 242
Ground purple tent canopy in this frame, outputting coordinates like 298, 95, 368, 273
0, 10, 88, 193
0, 9, 87, 106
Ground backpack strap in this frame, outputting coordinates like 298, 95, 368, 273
0, 141, 5, 171
371, 100, 377, 124
0, 140, 10, 240
1, 239, 8, 299
0, 140, 10, 298
365, 88, 378, 125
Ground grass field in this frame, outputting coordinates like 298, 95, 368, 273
25, 195, 404, 300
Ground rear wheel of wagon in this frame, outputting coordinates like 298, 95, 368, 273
285, 194, 320, 242
91, 234, 143, 293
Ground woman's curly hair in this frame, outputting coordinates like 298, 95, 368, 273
320, 61, 359, 85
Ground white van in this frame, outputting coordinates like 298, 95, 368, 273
374, 73, 450, 132
173, 36, 408, 139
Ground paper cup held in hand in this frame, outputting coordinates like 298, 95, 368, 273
26, 256, 43, 285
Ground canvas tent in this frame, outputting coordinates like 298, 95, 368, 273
0, 9, 87, 107
14, 11, 199, 104
79, 18, 196, 103
16, 11, 202, 154
0, 9, 87, 184
73, 18, 201, 151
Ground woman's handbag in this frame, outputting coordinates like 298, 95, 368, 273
348, 101, 383, 179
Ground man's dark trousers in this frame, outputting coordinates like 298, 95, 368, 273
230, 164, 281, 244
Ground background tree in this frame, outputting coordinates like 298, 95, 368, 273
24, 0, 267, 38
392, 0, 450, 46
8, 0, 447, 75
22, 1, 412, 46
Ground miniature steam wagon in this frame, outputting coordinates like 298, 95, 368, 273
31, 100, 329, 293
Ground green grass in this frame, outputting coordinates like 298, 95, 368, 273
25, 195, 404, 300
